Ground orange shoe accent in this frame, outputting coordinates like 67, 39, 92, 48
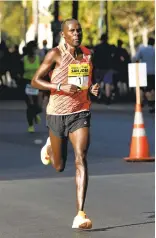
124, 104, 155, 162
78, 211, 86, 218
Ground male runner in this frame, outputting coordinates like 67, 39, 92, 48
31, 19, 99, 229
135, 37, 155, 113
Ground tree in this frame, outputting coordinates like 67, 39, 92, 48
0, 0, 32, 45
79, 1, 99, 46
1, 0, 154, 53
110, 1, 155, 56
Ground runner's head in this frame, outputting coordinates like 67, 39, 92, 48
148, 37, 155, 46
26, 41, 37, 57
61, 19, 82, 47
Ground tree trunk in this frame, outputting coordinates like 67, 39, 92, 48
72, 0, 79, 20
32, 0, 39, 42
128, 28, 135, 58
142, 27, 148, 46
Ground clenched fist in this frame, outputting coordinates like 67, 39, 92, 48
60, 84, 80, 93
90, 83, 100, 97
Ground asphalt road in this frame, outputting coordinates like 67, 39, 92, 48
0, 102, 155, 238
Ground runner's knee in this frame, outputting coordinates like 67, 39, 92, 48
55, 165, 65, 172
53, 156, 66, 172
75, 151, 87, 166
54, 163, 65, 172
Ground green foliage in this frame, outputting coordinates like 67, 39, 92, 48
110, 1, 155, 47
79, 1, 100, 46
1, 0, 155, 50
59, 1, 72, 21
50, 1, 154, 50
0, 0, 32, 45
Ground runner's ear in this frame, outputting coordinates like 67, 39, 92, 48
61, 32, 65, 38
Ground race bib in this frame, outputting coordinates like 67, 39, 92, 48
68, 63, 90, 90
25, 84, 39, 95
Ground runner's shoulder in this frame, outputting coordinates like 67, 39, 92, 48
80, 46, 92, 55
43, 47, 61, 63
46, 47, 61, 57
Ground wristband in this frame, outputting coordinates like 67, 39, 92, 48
57, 82, 61, 91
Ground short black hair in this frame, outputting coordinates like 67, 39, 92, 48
26, 41, 37, 49
148, 37, 155, 46
100, 33, 107, 42
61, 18, 79, 31
117, 39, 123, 46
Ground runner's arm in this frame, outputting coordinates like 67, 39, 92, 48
88, 57, 100, 97
31, 49, 59, 91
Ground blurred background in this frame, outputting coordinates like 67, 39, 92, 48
0, 3, 154, 234
0, 0, 155, 101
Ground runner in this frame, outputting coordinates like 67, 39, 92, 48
31, 19, 99, 229
23, 41, 42, 132
135, 37, 155, 113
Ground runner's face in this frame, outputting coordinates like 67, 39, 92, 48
63, 21, 82, 47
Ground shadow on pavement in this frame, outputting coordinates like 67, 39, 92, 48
75, 221, 154, 233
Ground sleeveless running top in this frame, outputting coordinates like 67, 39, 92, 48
46, 45, 92, 115
23, 55, 40, 80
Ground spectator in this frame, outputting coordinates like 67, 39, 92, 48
39, 40, 49, 62
92, 34, 114, 104
0, 41, 9, 85
135, 37, 155, 113
21, 46, 27, 58
9, 45, 23, 86
22, 41, 42, 132
113, 39, 131, 97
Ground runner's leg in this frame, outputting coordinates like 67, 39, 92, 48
69, 127, 90, 211
25, 95, 34, 127
47, 129, 68, 172
69, 127, 92, 229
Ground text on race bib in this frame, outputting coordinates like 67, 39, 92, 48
68, 63, 90, 90
25, 84, 39, 96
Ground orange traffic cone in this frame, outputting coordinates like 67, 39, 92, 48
124, 104, 155, 162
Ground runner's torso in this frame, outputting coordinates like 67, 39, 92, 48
46, 46, 92, 115
23, 55, 40, 80
23, 55, 40, 96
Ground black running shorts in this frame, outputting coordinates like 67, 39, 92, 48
46, 111, 91, 137
146, 75, 155, 91
141, 75, 155, 92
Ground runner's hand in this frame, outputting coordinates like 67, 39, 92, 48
90, 83, 100, 96
60, 84, 80, 93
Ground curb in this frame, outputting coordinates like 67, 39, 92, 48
0, 100, 149, 112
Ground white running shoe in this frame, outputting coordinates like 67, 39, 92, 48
41, 137, 51, 165
72, 211, 92, 229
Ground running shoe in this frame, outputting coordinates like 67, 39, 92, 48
72, 211, 92, 229
41, 137, 51, 165
28, 126, 35, 133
